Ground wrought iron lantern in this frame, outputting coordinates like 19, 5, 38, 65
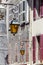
20, 43, 25, 61
20, 43, 25, 56
20, 48, 25, 55
10, 18, 20, 35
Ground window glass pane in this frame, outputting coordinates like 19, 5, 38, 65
15, 13, 18, 20
0, 9, 6, 20
23, 13, 25, 21
0, 23, 6, 34
23, 1, 25, 11
19, 4, 20, 13
19, 3, 23, 13
2, 24, 6, 33
19, 13, 25, 22
19, 14, 23, 22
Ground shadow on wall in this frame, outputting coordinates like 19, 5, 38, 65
5, 54, 9, 64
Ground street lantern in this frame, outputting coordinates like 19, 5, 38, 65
20, 42, 25, 61
20, 43, 25, 55
20, 48, 25, 55
10, 18, 20, 35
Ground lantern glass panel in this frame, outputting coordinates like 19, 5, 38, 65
10, 24, 19, 33
20, 50, 25, 55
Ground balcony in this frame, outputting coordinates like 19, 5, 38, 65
32, 18, 43, 36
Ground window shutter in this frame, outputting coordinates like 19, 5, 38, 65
33, 8, 36, 20
33, 37, 36, 63
40, 0, 43, 17
33, 0, 36, 20
40, 6, 43, 17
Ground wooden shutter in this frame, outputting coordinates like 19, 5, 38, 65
40, 0, 43, 17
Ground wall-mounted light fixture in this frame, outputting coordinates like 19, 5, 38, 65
9, 6, 29, 36
10, 18, 20, 36
10, 20, 29, 36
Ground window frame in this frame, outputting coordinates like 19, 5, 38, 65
19, 0, 26, 23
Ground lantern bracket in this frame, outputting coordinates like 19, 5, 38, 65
20, 22, 29, 27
